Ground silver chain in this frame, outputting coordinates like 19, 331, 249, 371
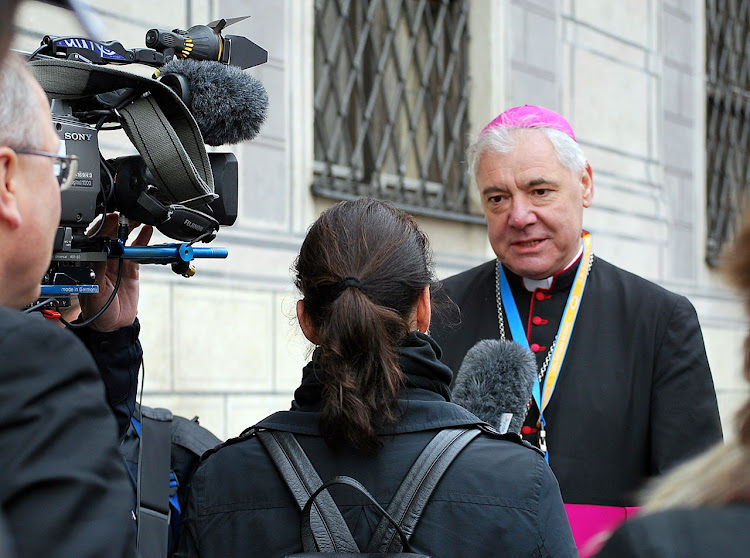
495, 253, 594, 384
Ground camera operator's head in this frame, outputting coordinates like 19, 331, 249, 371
0, 54, 68, 308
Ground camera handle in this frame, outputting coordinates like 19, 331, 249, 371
115, 242, 228, 278
39, 242, 228, 298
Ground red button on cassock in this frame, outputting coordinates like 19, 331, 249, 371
535, 291, 546, 301
532, 316, 547, 325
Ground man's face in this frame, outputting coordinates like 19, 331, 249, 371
476, 129, 594, 280
10, 80, 62, 305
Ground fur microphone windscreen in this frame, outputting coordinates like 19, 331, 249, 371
159, 58, 269, 146
452, 339, 537, 434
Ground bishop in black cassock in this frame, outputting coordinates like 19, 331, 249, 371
432, 105, 722, 507
433, 253, 722, 506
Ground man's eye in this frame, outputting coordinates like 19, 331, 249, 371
533, 189, 549, 196
488, 195, 506, 204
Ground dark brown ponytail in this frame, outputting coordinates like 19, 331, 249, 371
294, 198, 433, 452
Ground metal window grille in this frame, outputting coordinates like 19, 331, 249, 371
313, 0, 481, 222
706, 0, 750, 266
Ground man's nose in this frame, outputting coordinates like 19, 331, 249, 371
508, 197, 537, 228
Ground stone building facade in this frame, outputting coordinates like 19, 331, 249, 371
12, 0, 746, 440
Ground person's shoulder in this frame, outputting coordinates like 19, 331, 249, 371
442, 430, 560, 505
597, 505, 750, 557
629, 503, 750, 530
593, 257, 687, 302
468, 429, 546, 459
440, 260, 496, 292
442, 259, 497, 284
0, 307, 81, 351
192, 426, 268, 480
197, 410, 322, 469
454, 429, 550, 478
0, 308, 97, 388
0, 306, 74, 334
0, 306, 40, 330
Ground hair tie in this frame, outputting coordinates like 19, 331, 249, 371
339, 276, 361, 290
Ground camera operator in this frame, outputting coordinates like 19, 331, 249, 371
0, 53, 140, 557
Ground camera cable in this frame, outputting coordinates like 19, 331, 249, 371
59, 257, 124, 328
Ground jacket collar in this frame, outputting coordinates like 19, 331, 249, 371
292, 331, 453, 410
255, 393, 484, 436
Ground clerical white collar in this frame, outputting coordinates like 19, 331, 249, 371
521, 245, 584, 292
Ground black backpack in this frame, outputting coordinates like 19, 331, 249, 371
257, 427, 482, 557
120, 404, 221, 558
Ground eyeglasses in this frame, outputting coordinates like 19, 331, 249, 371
12, 148, 79, 191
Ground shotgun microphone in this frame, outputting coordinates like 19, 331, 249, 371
158, 58, 269, 146
452, 339, 536, 434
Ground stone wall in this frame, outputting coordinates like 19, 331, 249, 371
12, 0, 746, 439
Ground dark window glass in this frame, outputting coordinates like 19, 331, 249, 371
706, 0, 750, 266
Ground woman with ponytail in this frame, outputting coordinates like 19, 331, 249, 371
594, 208, 750, 558
176, 198, 576, 558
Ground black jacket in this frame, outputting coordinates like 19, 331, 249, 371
594, 504, 750, 557
176, 333, 577, 558
73, 317, 142, 440
0, 307, 136, 557
432, 256, 723, 506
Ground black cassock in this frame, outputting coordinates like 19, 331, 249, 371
432, 254, 723, 506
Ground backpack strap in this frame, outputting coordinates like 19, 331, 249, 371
135, 406, 173, 558
366, 427, 481, 553
256, 430, 359, 553
298, 476, 419, 555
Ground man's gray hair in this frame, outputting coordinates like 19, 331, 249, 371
466, 125, 588, 186
0, 54, 46, 149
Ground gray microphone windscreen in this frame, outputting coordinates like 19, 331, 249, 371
452, 339, 536, 434
159, 58, 269, 146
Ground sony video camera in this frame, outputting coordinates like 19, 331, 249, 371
25, 17, 268, 309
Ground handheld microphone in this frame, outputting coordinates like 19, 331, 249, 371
157, 58, 269, 146
452, 339, 536, 434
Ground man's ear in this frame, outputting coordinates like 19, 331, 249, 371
0, 147, 22, 229
581, 161, 594, 208
296, 299, 320, 345
416, 285, 432, 334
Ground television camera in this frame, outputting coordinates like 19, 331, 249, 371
24, 17, 268, 317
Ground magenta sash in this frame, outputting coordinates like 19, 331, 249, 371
564, 504, 640, 557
